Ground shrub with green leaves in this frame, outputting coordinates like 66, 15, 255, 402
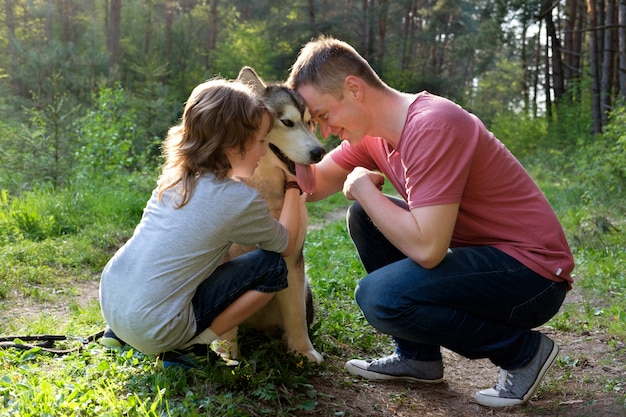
74, 84, 143, 181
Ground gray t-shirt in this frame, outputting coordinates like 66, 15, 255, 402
99, 174, 288, 354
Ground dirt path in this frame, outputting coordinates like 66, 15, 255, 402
306, 323, 625, 416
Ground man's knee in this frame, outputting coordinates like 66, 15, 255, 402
346, 201, 367, 233
354, 275, 389, 321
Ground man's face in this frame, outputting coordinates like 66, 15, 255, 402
297, 83, 365, 146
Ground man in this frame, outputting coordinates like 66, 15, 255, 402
287, 36, 574, 407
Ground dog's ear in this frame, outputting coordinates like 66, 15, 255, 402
237, 66, 266, 94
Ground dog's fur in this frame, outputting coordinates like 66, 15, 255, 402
216, 67, 325, 364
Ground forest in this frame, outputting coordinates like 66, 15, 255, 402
1, 1, 626, 415
1, 0, 625, 191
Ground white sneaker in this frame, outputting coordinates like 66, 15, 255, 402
475, 334, 559, 407
346, 353, 443, 384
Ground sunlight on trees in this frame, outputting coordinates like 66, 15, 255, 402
0, 0, 624, 192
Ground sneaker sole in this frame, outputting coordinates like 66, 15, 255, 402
345, 361, 443, 384
475, 339, 559, 407
100, 337, 123, 348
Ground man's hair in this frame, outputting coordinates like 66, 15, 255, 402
287, 35, 385, 97
157, 79, 272, 207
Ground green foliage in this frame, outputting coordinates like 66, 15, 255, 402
306, 223, 393, 356
470, 57, 525, 123
74, 84, 140, 181
0, 187, 60, 242
212, 21, 282, 80
127, 58, 178, 157
571, 104, 626, 203
4, 0, 607, 200
0, 77, 81, 190
489, 111, 548, 158
0, 176, 150, 244
0, 177, 151, 306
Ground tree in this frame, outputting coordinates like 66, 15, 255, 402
587, 0, 625, 132
4, 0, 22, 93
601, 0, 616, 127
620, 0, 626, 97
3, 0, 626, 191
563, 0, 585, 91
107, 0, 122, 78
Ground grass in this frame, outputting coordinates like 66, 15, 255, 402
0, 158, 625, 415
0, 176, 372, 416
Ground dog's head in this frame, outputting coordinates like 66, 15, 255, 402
237, 66, 325, 194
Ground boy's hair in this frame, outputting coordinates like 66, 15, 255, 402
157, 79, 272, 207
287, 35, 385, 98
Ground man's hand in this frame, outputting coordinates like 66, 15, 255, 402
343, 167, 384, 200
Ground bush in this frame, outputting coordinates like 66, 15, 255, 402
568, 103, 626, 205
489, 111, 548, 158
74, 85, 143, 182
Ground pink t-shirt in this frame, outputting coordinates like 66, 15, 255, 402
330, 91, 574, 286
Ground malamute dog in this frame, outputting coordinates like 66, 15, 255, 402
216, 67, 325, 364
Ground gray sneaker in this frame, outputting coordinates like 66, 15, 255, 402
474, 333, 559, 407
345, 353, 444, 383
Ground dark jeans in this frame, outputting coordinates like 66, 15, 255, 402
347, 196, 567, 370
191, 249, 288, 336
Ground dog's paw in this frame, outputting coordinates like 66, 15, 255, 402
300, 348, 323, 364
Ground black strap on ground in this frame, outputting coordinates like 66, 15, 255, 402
0, 331, 104, 355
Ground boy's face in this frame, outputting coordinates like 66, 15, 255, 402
297, 83, 366, 146
227, 113, 270, 179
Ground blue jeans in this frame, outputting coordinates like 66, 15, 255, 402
347, 196, 567, 370
191, 249, 288, 336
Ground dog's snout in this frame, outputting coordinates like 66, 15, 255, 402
310, 146, 326, 163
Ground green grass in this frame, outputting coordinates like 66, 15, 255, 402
1, 157, 625, 415
527, 157, 626, 340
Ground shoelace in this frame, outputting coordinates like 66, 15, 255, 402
375, 354, 401, 365
495, 369, 514, 393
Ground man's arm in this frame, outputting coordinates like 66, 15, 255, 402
343, 167, 458, 269
305, 153, 351, 202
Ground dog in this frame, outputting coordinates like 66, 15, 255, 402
215, 67, 325, 364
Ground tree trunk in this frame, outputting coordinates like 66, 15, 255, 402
164, 1, 175, 84
4, 0, 22, 93
545, 26, 553, 120
532, 21, 542, 118
362, 0, 371, 57
563, 0, 576, 84
144, 2, 152, 54
601, 0, 615, 126
307, 0, 315, 32
587, 0, 603, 134
209, 0, 218, 50
107, 0, 121, 78
617, 0, 626, 100
521, 4, 530, 114
563, 0, 586, 91
401, 0, 419, 71
165, 2, 175, 60
377, 0, 389, 73
57, 0, 77, 43
541, 0, 565, 101
574, 0, 585, 85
